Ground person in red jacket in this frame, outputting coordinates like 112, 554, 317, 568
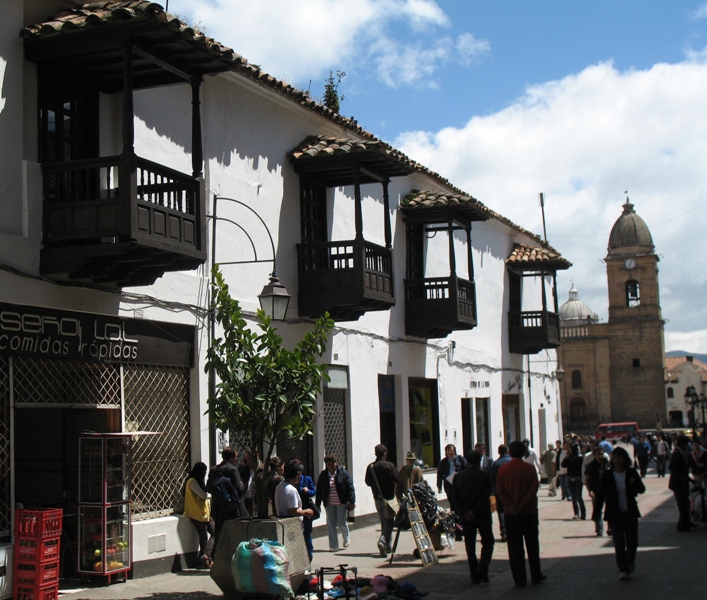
496, 440, 546, 587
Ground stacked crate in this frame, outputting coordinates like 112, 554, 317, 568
13, 509, 63, 600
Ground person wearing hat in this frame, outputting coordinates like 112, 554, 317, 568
396, 451, 424, 501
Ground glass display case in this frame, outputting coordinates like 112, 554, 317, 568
78, 434, 131, 581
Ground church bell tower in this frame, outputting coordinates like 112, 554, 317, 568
605, 199, 665, 427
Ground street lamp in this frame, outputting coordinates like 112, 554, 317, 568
258, 271, 290, 322
554, 364, 565, 382
207, 195, 291, 464
683, 385, 707, 439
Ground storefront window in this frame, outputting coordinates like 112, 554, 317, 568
408, 379, 439, 468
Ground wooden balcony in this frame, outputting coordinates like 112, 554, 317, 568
40, 153, 206, 288
508, 310, 561, 354
405, 276, 477, 338
297, 239, 394, 320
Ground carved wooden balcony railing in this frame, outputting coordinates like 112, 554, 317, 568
40, 153, 206, 287
297, 238, 394, 320
405, 276, 477, 338
508, 310, 561, 354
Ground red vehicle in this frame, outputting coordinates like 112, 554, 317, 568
594, 422, 640, 442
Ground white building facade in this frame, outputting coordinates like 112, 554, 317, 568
0, 0, 567, 583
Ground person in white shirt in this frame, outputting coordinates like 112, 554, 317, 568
522, 439, 542, 481
274, 460, 314, 523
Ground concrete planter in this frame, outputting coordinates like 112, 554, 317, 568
210, 517, 309, 599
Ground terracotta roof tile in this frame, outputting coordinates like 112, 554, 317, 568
402, 189, 479, 209
506, 243, 571, 271
290, 135, 418, 172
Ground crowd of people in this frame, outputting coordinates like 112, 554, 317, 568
180, 430, 706, 588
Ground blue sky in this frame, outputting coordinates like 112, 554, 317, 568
166, 0, 707, 353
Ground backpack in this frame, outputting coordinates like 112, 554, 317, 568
208, 474, 241, 514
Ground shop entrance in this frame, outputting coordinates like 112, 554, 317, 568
14, 407, 120, 575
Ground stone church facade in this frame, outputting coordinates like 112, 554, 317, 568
558, 199, 666, 433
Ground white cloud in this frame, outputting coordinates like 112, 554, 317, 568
691, 2, 707, 19
395, 58, 707, 349
165, 0, 487, 88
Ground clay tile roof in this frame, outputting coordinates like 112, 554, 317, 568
290, 135, 415, 166
506, 243, 571, 271
400, 190, 492, 222
289, 135, 416, 185
21, 2, 169, 37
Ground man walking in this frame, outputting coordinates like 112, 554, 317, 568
365, 444, 400, 556
653, 433, 668, 477
452, 450, 495, 584
496, 440, 546, 587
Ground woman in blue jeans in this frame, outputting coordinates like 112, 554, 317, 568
562, 443, 586, 519
315, 454, 356, 552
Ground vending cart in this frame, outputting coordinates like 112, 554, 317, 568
77, 433, 131, 583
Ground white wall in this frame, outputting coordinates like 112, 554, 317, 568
1, 2, 564, 558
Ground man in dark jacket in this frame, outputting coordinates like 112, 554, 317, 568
365, 444, 400, 556
452, 451, 495, 584
436, 443, 468, 515
207, 447, 245, 555
669, 435, 692, 532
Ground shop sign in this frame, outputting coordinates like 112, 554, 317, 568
0, 302, 194, 367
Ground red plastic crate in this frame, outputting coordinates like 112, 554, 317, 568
15, 538, 61, 562
13, 560, 60, 586
15, 509, 63, 540
13, 583, 59, 600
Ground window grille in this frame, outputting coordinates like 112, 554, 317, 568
13, 357, 120, 406
323, 388, 348, 469
0, 358, 10, 540
124, 365, 190, 520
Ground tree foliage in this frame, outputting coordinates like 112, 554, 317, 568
205, 266, 334, 470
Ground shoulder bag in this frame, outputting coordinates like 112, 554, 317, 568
369, 462, 399, 518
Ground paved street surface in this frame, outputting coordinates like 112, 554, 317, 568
60, 460, 707, 599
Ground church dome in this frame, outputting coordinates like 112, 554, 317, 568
559, 285, 598, 325
607, 198, 653, 254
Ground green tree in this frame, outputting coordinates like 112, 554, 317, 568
205, 266, 333, 517
323, 70, 346, 113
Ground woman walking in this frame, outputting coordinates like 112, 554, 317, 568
315, 454, 356, 552
592, 446, 646, 581
184, 462, 215, 568
562, 443, 586, 519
